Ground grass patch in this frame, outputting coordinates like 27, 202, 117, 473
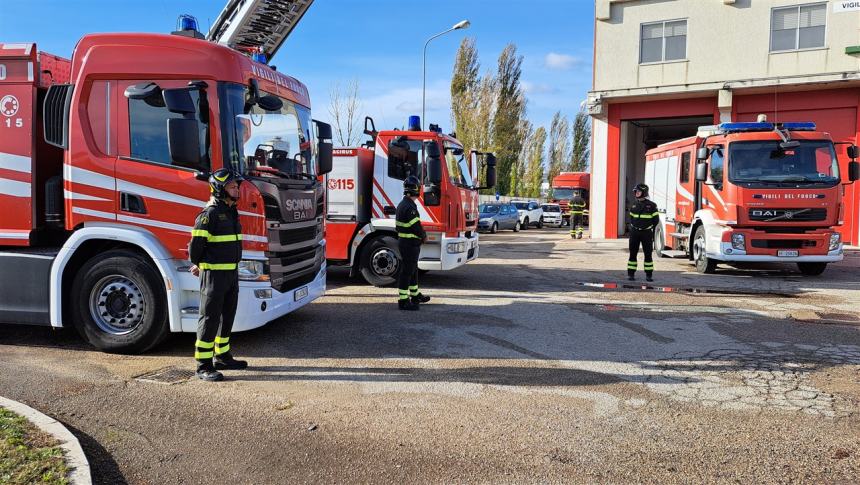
0, 407, 69, 485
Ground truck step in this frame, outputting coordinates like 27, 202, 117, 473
181, 306, 199, 315
660, 250, 688, 258
669, 232, 689, 239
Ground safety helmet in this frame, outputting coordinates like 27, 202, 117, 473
210, 168, 244, 200
403, 175, 420, 196
633, 183, 649, 198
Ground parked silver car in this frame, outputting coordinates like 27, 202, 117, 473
478, 203, 521, 233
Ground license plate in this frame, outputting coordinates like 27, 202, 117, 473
294, 286, 309, 301
777, 250, 799, 257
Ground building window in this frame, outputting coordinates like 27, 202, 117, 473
640, 20, 687, 64
770, 3, 826, 52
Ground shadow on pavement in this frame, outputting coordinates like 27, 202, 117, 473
63, 422, 127, 485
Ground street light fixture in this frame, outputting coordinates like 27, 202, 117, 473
422, 19, 470, 130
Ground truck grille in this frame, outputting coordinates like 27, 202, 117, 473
279, 225, 319, 246
748, 208, 826, 222
267, 244, 324, 292
750, 239, 817, 249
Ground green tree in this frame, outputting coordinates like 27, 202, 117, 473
450, 38, 480, 148
491, 44, 526, 195
512, 120, 533, 196
547, 112, 569, 198
524, 126, 547, 198
569, 106, 591, 172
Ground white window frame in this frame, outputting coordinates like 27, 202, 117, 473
769, 2, 827, 53
639, 19, 688, 65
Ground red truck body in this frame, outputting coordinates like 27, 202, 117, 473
0, 33, 330, 352
551, 171, 590, 224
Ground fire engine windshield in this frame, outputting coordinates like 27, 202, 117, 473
444, 143, 474, 188
729, 140, 840, 186
220, 83, 316, 179
552, 189, 575, 199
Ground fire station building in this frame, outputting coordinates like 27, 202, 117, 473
587, 0, 860, 244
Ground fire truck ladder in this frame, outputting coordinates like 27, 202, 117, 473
207, 0, 313, 60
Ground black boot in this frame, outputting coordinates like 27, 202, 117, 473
214, 352, 248, 370
398, 299, 419, 311
645, 273, 654, 282
627, 271, 635, 281
411, 293, 431, 304
196, 362, 224, 382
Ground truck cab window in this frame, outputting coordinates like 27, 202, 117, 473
709, 147, 724, 190
128, 91, 209, 169
387, 139, 423, 180
680, 151, 691, 183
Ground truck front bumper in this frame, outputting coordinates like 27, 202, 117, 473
707, 228, 844, 263
419, 232, 479, 271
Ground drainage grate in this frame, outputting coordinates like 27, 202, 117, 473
135, 366, 195, 384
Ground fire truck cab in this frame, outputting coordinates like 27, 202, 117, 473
551, 172, 590, 226
0, 29, 333, 352
325, 116, 496, 286
645, 120, 859, 275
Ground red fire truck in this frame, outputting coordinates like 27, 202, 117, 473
325, 117, 495, 286
0, 16, 333, 352
551, 172, 590, 226
645, 120, 859, 275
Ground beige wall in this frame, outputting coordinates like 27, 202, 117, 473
593, 0, 860, 97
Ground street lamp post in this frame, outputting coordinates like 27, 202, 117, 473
422, 19, 470, 130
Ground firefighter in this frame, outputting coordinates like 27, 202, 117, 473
627, 183, 659, 282
188, 168, 248, 381
569, 194, 587, 239
396, 175, 430, 311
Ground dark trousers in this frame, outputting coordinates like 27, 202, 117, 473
398, 242, 420, 300
570, 214, 584, 237
628, 229, 654, 276
195, 269, 239, 364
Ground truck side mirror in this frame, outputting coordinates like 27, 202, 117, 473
167, 118, 202, 169
162, 88, 197, 115
315, 120, 333, 175
847, 145, 858, 159
696, 147, 709, 161
484, 154, 497, 189
695, 162, 708, 182
425, 141, 443, 185
849, 161, 860, 182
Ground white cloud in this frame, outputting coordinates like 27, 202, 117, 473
544, 52, 580, 70
521, 81, 558, 95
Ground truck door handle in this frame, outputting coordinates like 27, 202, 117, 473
383, 205, 396, 215
120, 192, 147, 214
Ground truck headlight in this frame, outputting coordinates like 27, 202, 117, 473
829, 233, 841, 251
238, 260, 269, 281
446, 242, 466, 254
731, 233, 745, 250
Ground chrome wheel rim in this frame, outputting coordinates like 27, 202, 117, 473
371, 247, 399, 277
89, 275, 146, 335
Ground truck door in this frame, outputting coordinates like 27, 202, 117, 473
115, 79, 211, 253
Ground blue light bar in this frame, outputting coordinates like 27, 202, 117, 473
779, 122, 816, 131
178, 14, 199, 32
718, 122, 774, 132
408, 115, 421, 131
251, 52, 267, 64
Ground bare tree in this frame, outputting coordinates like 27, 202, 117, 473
328, 79, 363, 147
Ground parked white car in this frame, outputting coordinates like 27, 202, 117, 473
540, 203, 563, 227
512, 200, 544, 229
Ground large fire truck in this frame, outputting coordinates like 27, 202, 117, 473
325, 117, 495, 286
0, 4, 333, 352
551, 172, 590, 226
645, 120, 859, 275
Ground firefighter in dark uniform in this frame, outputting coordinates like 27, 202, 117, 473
627, 183, 659, 282
396, 175, 430, 311
188, 168, 248, 381
569, 194, 587, 239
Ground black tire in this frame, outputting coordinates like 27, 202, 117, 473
692, 226, 717, 274
522, 217, 529, 230
359, 235, 401, 287
537, 219, 543, 229
654, 226, 666, 258
797, 262, 827, 276
490, 222, 498, 234
71, 249, 168, 354
513, 221, 521, 232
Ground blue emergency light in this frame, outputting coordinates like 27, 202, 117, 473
408, 115, 421, 131
717, 122, 774, 132
178, 14, 199, 32
252, 52, 268, 64
778, 122, 816, 131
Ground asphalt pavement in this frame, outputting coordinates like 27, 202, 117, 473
1, 228, 859, 484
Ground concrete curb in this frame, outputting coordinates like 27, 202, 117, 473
0, 396, 92, 485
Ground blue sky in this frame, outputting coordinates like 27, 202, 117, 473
2, 0, 593, 145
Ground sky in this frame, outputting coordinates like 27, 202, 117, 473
1, 0, 594, 145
